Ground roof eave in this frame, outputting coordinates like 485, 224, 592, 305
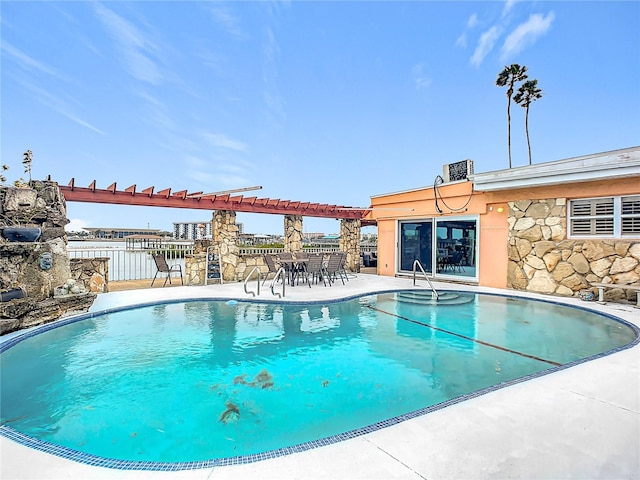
470, 147, 640, 192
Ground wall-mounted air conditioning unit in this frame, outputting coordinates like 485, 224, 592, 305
442, 159, 474, 183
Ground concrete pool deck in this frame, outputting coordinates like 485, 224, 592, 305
1, 274, 639, 479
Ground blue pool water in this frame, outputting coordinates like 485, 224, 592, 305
0, 291, 637, 468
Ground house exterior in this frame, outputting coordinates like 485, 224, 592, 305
366, 146, 640, 302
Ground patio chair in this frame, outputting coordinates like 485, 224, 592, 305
151, 254, 183, 287
293, 251, 310, 284
337, 251, 349, 282
262, 254, 281, 286
325, 252, 347, 285
304, 253, 327, 287
277, 251, 294, 262
276, 252, 298, 285
294, 251, 309, 262
449, 251, 464, 273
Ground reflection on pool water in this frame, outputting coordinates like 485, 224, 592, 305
0, 291, 637, 468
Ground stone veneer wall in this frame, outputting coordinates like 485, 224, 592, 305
185, 253, 270, 286
1, 183, 72, 298
507, 198, 640, 303
340, 218, 361, 273
185, 253, 207, 285
1, 182, 96, 334
69, 257, 109, 293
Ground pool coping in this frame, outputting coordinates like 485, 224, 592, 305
1, 282, 639, 472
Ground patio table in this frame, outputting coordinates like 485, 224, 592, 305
276, 258, 307, 286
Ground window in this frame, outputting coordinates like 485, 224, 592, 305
569, 195, 640, 237
622, 196, 640, 235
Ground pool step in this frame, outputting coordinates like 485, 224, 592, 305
396, 291, 475, 306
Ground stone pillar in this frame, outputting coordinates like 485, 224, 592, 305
340, 218, 361, 273
213, 210, 239, 282
284, 215, 303, 253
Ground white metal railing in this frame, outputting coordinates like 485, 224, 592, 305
412, 260, 439, 299
270, 267, 286, 298
238, 245, 377, 255
68, 244, 377, 283
68, 246, 192, 282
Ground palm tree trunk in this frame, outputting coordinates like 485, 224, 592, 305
525, 104, 532, 165
507, 99, 512, 168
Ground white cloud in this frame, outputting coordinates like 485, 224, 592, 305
184, 155, 208, 169
213, 173, 252, 188
93, 3, 162, 84
1, 41, 63, 78
501, 0, 518, 19
500, 12, 555, 60
456, 14, 479, 48
470, 26, 501, 67
455, 33, 467, 48
411, 63, 431, 90
200, 132, 248, 152
21, 81, 106, 135
185, 169, 250, 190
207, 4, 247, 39
262, 27, 286, 123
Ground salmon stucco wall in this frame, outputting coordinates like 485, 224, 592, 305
478, 206, 509, 288
376, 219, 397, 277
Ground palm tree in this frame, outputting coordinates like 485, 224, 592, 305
496, 64, 528, 168
514, 79, 543, 165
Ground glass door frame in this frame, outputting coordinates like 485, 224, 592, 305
396, 214, 479, 282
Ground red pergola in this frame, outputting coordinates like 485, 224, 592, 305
59, 179, 373, 222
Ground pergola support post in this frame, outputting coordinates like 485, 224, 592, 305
284, 215, 303, 253
213, 210, 239, 282
340, 218, 361, 273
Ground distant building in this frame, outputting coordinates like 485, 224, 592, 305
239, 233, 280, 245
83, 227, 162, 239
302, 232, 325, 241
173, 221, 211, 240
172, 221, 244, 240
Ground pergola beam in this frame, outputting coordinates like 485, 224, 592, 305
58, 180, 369, 220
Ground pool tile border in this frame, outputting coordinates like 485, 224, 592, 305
1, 290, 638, 471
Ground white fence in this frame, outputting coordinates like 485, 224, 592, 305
68, 245, 190, 282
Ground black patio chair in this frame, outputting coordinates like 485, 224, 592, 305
262, 254, 282, 286
304, 253, 327, 287
151, 254, 183, 287
276, 252, 299, 285
325, 252, 347, 285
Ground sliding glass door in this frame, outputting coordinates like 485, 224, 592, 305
399, 217, 477, 279
435, 219, 477, 278
399, 221, 433, 272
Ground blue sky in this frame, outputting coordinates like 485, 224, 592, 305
2, 1, 639, 235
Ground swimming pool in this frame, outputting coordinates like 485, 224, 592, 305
1, 290, 637, 470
